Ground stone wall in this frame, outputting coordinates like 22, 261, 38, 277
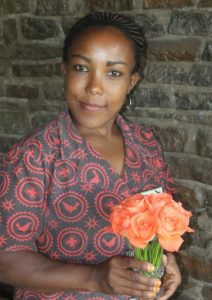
0, 0, 212, 299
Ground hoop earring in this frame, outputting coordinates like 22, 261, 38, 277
60, 87, 65, 101
126, 94, 135, 111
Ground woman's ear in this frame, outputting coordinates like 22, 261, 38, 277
61, 62, 67, 76
128, 72, 140, 94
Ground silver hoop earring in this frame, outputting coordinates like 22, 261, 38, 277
126, 94, 135, 111
60, 88, 65, 101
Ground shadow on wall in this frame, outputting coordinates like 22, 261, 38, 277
0, 284, 13, 299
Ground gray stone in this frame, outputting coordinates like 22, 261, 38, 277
202, 285, 212, 300
21, 17, 60, 40
144, 0, 195, 8
165, 153, 212, 185
0, 0, 30, 14
61, 17, 80, 35
6, 84, 39, 99
202, 42, 212, 61
0, 111, 30, 135
42, 80, 64, 101
173, 110, 212, 126
144, 62, 188, 85
169, 11, 212, 36
189, 65, 212, 87
12, 64, 54, 77
3, 18, 17, 46
31, 112, 58, 129
179, 246, 212, 282
89, 0, 134, 11
0, 97, 28, 110
134, 14, 165, 38
175, 91, 212, 110
198, 0, 212, 7
36, 0, 87, 16
0, 45, 7, 59
11, 45, 62, 60
0, 60, 7, 76
147, 38, 200, 61
152, 125, 188, 152
196, 128, 212, 159
132, 86, 172, 108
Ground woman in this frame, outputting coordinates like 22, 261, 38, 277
0, 12, 181, 300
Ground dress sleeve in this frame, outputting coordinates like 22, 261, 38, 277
0, 138, 46, 252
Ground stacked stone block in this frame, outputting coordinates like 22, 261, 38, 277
0, 0, 211, 299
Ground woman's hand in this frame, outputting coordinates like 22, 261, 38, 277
92, 255, 162, 299
157, 253, 181, 300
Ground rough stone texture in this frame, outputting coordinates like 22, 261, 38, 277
89, 0, 134, 11
36, 0, 88, 16
11, 45, 62, 60
12, 64, 54, 77
169, 11, 212, 36
21, 17, 60, 40
175, 91, 212, 110
0, 0, 212, 298
202, 42, 212, 61
3, 19, 17, 46
198, 0, 212, 7
132, 86, 172, 108
165, 153, 212, 185
144, 0, 195, 8
6, 84, 39, 99
196, 128, 212, 159
189, 65, 212, 87
147, 38, 200, 61
144, 62, 188, 85
134, 14, 165, 38
0, 0, 30, 14
179, 246, 212, 282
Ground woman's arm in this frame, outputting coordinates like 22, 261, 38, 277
0, 250, 160, 298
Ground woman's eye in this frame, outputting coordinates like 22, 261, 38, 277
74, 65, 88, 72
108, 70, 122, 77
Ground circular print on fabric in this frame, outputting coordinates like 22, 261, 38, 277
15, 178, 44, 207
37, 228, 53, 253
22, 292, 40, 300
125, 141, 141, 168
43, 126, 60, 150
54, 160, 77, 186
0, 171, 10, 197
2, 146, 21, 165
94, 229, 123, 257
57, 227, 87, 257
95, 191, 121, 220
23, 140, 44, 174
7, 212, 40, 242
134, 126, 157, 147
54, 192, 87, 223
39, 292, 63, 299
80, 163, 109, 187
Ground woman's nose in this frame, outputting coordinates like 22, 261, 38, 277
86, 73, 103, 96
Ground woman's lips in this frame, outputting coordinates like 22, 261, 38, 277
80, 102, 106, 112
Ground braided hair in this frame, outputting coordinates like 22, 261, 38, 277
62, 12, 146, 75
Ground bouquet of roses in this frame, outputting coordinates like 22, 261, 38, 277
109, 193, 194, 277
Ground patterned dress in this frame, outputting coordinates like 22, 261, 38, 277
0, 107, 176, 299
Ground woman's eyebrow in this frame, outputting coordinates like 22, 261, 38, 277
71, 54, 127, 66
107, 61, 127, 66
71, 54, 91, 63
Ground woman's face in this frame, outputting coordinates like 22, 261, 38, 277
61, 26, 140, 131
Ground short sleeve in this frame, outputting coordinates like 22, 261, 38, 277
0, 137, 46, 252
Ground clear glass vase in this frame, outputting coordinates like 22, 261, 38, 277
126, 247, 164, 300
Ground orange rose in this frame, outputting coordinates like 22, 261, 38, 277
127, 211, 158, 248
122, 193, 149, 214
109, 205, 131, 236
143, 193, 173, 214
157, 200, 194, 252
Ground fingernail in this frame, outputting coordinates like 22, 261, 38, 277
155, 280, 161, 287
148, 292, 156, 298
153, 286, 160, 293
148, 264, 155, 272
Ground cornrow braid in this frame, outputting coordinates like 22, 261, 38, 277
62, 12, 146, 75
